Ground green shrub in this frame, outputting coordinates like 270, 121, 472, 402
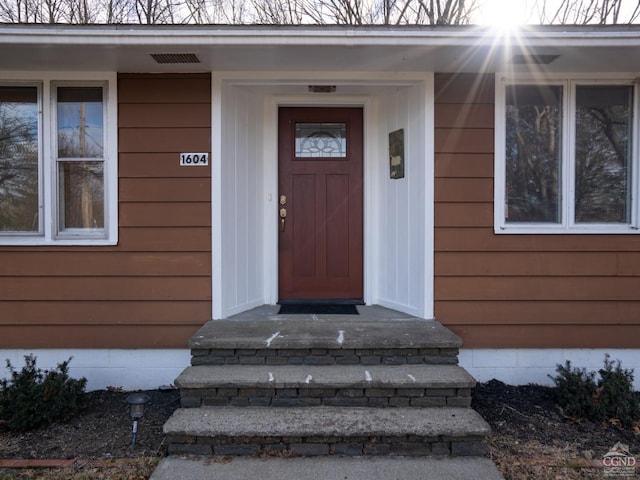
549, 355, 640, 427
0, 355, 87, 431
596, 354, 639, 427
549, 360, 598, 420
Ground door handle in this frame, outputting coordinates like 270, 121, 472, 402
280, 208, 287, 232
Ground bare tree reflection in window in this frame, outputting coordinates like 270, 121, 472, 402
0, 87, 39, 233
57, 86, 104, 231
575, 86, 632, 223
505, 85, 562, 223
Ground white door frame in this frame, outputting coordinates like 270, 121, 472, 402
263, 95, 376, 306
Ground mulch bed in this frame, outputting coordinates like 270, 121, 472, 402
0, 380, 639, 479
472, 379, 640, 479
0, 388, 180, 461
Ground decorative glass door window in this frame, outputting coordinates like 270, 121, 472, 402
295, 122, 346, 158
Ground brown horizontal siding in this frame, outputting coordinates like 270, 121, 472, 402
0, 73, 212, 349
435, 153, 493, 178
118, 227, 211, 252
0, 325, 200, 349
435, 103, 494, 129
436, 252, 621, 276
435, 203, 493, 227
449, 325, 640, 349
118, 103, 210, 128
0, 301, 210, 325
434, 72, 640, 349
119, 128, 211, 153
117, 74, 211, 103
437, 301, 623, 325
0, 252, 210, 276
436, 277, 640, 301
435, 128, 494, 154
435, 178, 492, 203
119, 153, 211, 178
434, 73, 494, 104
436, 227, 640, 252
120, 178, 211, 203
1, 277, 210, 301
120, 203, 211, 227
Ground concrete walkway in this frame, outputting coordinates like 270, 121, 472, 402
151, 456, 505, 480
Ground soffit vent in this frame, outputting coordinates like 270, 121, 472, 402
150, 53, 201, 64
511, 54, 559, 65
308, 85, 337, 93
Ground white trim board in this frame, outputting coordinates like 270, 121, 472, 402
459, 348, 640, 390
4, 348, 638, 392
0, 349, 190, 391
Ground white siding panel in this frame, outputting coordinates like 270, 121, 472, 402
221, 86, 238, 314
235, 90, 249, 307
375, 81, 431, 318
220, 84, 266, 317
247, 92, 263, 308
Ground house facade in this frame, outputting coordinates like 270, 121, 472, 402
1, 25, 640, 389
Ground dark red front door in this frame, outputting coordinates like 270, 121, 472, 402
278, 107, 363, 303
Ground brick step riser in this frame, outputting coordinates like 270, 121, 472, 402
180, 387, 472, 408
191, 348, 459, 366
167, 434, 486, 457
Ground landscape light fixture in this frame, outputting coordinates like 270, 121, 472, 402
126, 393, 151, 446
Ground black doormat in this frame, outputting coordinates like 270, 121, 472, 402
278, 304, 359, 315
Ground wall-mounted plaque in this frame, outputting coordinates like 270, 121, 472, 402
389, 129, 404, 179
180, 153, 209, 166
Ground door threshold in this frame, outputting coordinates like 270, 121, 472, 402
278, 298, 365, 306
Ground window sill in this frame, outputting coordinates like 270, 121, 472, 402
495, 225, 639, 235
0, 238, 118, 246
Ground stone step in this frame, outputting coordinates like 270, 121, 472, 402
176, 364, 475, 408
191, 346, 459, 366
151, 456, 505, 480
189, 309, 462, 366
164, 406, 490, 457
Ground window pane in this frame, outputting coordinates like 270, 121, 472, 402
57, 87, 103, 158
295, 123, 346, 158
505, 85, 562, 223
0, 86, 39, 232
575, 86, 632, 223
58, 161, 104, 231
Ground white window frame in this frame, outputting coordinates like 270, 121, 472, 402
495, 73, 640, 234
0, 72, 117, 245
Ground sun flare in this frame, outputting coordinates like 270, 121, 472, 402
479, 0, 529, 29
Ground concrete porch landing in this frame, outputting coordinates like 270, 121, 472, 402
189, 305, 462, 351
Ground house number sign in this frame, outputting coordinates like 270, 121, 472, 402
180, 153, 209, 166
